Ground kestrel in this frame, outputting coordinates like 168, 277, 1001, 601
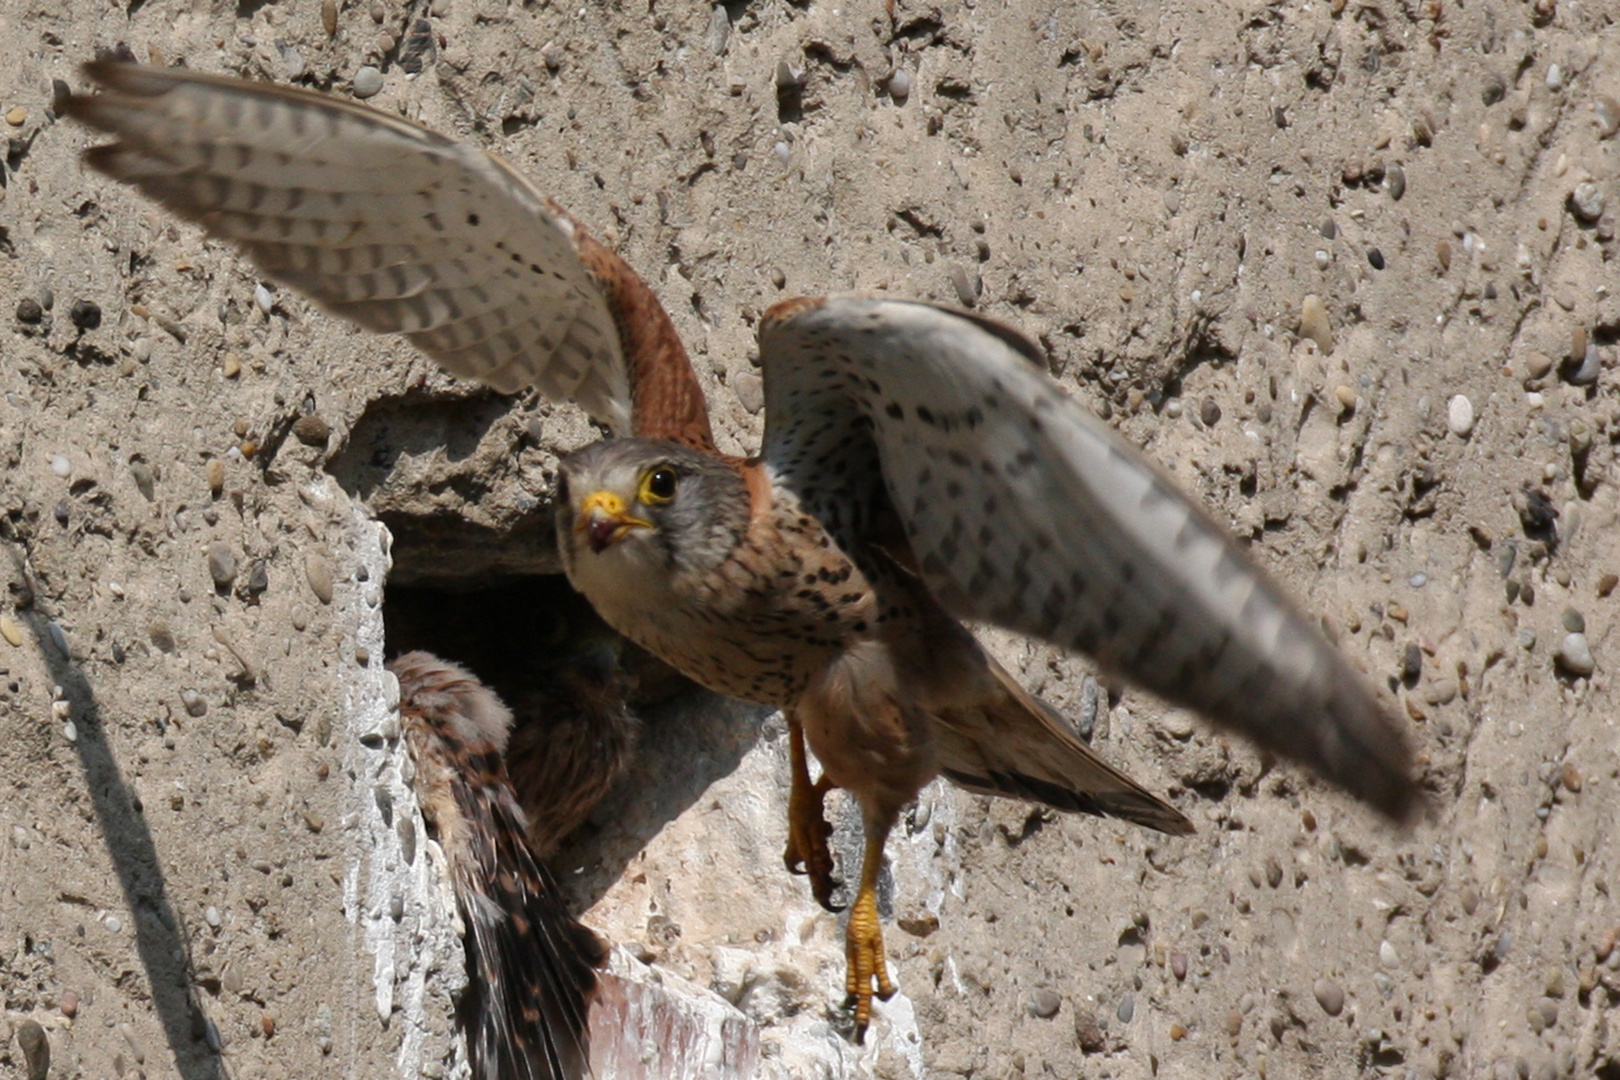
385, 582, 644, 859
66, 61, 1414, 1043
392, 651, 605, 1080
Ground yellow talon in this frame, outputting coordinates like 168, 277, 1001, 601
844, 820, 896, 1043
783, 718, 901, 1043
844, 882, 895, 1042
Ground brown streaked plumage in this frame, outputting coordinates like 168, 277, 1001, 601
571, 232, 714, 452
392, 652, 606, 1080
501, 637, 642, 860
384, 577, 646, 860
66, 61, 1414, 1043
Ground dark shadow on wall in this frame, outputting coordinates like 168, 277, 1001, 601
10, 551, 228, 1080
551, 691, 778, 914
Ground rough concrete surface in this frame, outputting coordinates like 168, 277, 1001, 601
3, 0, 1620, 1077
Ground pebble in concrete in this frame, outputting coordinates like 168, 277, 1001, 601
1314, 978, 1346, 1016
1448, 394, 1476, 437
352, 66, 384, 98
1556, 633, 1594, 676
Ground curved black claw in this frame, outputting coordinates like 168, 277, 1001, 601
784, 826, 844, 913
785, 763, 844, 912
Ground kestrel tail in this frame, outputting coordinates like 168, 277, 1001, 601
66, 61, 1414, 1043
393, 651, 606, 1080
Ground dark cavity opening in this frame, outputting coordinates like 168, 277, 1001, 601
328, 388, 767, 908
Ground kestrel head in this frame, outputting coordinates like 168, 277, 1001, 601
555, 439, 749, 592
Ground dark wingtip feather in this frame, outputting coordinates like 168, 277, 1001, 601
79, 142, 126, 179
1322, 687, 1420, 826
63, 58, 160, 119
79, 57, 207, 96
56, 75, 103, 129
79, 57, 134, 88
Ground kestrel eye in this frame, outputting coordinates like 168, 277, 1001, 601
641, 466, 679, 504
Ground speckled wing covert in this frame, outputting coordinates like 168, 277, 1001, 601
758, 297, 1414, 821
393, 651, 606, 1080
63, 61, 715, 450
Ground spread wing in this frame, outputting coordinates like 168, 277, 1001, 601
758, 297, 1414, 821
62, 61, 713, 450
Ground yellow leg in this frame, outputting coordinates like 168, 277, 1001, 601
844, 819, 896, 1043
783, 715, 842, 911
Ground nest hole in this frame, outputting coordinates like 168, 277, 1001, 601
336, 391, 768, 903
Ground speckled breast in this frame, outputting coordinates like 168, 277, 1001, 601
597, 505, 881, 708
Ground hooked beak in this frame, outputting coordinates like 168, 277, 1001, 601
577, 490, 653, 554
